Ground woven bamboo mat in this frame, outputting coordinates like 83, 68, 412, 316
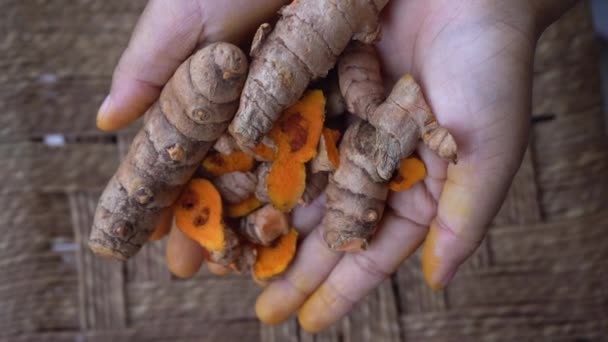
1, 1, 607, 341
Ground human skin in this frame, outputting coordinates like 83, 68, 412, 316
97, 0, 578, 333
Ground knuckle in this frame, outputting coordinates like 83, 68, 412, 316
352, 252, 391, 281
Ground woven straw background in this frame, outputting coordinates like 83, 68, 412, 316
1, 1, 607, 341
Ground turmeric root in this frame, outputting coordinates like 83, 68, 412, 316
310, 128, 341, 173
323, 121, 389, 251
227, 196, 263, 218
201, 150, 255, 177
253, 228, 298, 280
322, 43, 457, 251
239, 204, 290, 246
254, 163, 272, 203
213, 133, 240, 156
208, 227, 257, 274
389, 157, 426, 192
174, 179, 225, 252
205, 226, 237, 265
213, 171, 257, 204
89, 43, 248, 260
229, 0, 390, 148
338, 41, 385, 120
300, 170, 329, 206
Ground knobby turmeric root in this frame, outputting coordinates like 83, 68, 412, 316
300, 169, 329, 206
213, 133, 240, 156
229, 0, 390, 148
174, 179, 225, 252
389, 157, 427, 192
254, 163, 272, 203
323, 42, 458, 251
89, 43, 248, 260
213, 171, 257, 204
253, 228, 298, 280
239, 204, 290, 246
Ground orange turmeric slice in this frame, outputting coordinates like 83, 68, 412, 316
227, 196, 263, 218
202, 151, 255, 177
269, 90, 325, 163
253, 228, 298, 280
174, 179, 225, 252
389, 157, 427, 192
247, 138, 277, 161
267, 160, 307, 212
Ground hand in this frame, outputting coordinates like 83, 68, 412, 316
255, 0, 577, 333
100, 0, 577, 333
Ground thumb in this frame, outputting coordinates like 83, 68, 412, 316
97, 0, 288, 131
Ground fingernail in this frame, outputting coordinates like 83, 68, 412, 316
297, 293, 327, 333
255, 283, 299, 325
96, 95, 113, 130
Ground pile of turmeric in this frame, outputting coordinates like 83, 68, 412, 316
90, 0, 458, 302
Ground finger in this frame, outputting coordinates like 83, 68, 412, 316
297, 208, 429, 332
421, 162, 517, 290
255, 227, 342, 324
97, 0, 204, 130
207, 261, 232, 276
166, 224, 205, 278
148, 208, 173, 241
97, 0, 288, 131
290, 194, 326, 235
198, 0, 289, 46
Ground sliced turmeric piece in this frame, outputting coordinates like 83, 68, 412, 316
261, 91, 326, 211
201, 151, 255, 177
227, 196, 263, 218
174, 179, 225, 252
269, 90, 325, 163
310, 128, 341, 173
267, 160, 307, 212
253, 228, 298, 280
389, 157, 427, 192
246, 137, 277, 161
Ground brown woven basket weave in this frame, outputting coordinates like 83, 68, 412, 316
1, 1, 606, 341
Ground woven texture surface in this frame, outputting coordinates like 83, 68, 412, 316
1, 1, 607, 341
